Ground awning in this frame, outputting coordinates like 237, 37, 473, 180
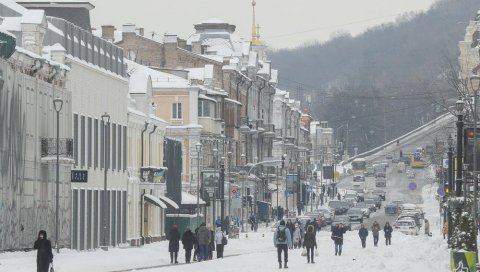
144, 194, 167, 209
158, 195, 180, 209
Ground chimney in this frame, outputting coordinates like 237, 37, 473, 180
122, 23, 136, 33
163, 33, 178, 45
101, 25, 115, 42
137, 27, 144, 37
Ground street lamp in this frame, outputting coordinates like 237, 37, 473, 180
240, 153, 246, 232
53, 96, 63, 254
227, 151, 233, 228
470, 74, 480, 240
455, 99, 465, 197
447, 134, 453, 240
196, 142, 203, 224
101, 112, 110, 250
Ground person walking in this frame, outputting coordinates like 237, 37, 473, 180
181, 227, 195, 263
384, 222, 393, 246
371, 221, 380, 247
443, 222, 448, 240
208, 224, 215, 260
292, 223, 302, 249
274, 220, 292, 269
287, 219, 295, 249
196, 223, 211, 262
34, 230, 53, 272
337, 193, 341, 201
424, 219, 430, 236
168, 224, 180, 264
303, 225, 317, 263
358, 224, 369, 248
331, 223, 347, 256
214, 226, 226, 258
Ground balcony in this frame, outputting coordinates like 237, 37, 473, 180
40, 138, 74, 164
198, 117, 223, 135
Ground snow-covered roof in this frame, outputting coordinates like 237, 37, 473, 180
126, 59, 190, 89
21, 9, 44, 24
186, 64, 213, 81
199, 94, 217, 103
1, 17, 22, 32
224, 98, 242, 106
129, 72, 150, 94
270, 69, 278, 84
0, 25, 16, 38
1, 0, 27, 15
181, 191, 206, 205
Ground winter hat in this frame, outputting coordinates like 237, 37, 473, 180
38, 230, 47, 239
280, 220, 285, 226
172, 224, 178, 230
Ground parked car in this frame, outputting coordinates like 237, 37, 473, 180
353, 174, 365, 182
354, 202, 371, 218
328, 201, 349, 215
397, 213, 422, 228
391, 200, 405, 208
385, 204, 399, 215
347, 208, 364, 223
364, 199, 377, 212
394, 219, 419, 235
386, 154, 393, 159
372, 189, 386, 201
364, 194, 382, 208
375, 178, 387, 187
350, 187, 365, 202
331, 215, 352, 231
366, 166, 375, 177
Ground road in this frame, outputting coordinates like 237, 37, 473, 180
335, 120, 454, 230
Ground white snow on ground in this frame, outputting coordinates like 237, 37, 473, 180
0, 181, 450, 272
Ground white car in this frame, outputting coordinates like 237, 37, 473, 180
394, 219, 418, 235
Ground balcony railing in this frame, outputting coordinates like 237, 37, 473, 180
41, 138, 74, 158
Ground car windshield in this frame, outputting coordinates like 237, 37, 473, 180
397, 221, 414, 227
348, 208, 362, 214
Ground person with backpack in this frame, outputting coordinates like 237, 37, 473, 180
358, 224, 369, 248
303, 225, 317, 263
214, 226, 226, 258
384, 222, 393, 246
182, 227, 195, 263
331, 223, 347, 256
371, 221, 380, 247
274, 220, 292, 269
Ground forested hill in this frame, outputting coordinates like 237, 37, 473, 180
269, 0, 480, 153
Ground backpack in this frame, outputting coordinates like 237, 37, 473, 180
277, 228, 287, 242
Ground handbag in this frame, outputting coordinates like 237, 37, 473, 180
301, 248, 307, 256
222, 236, 228, 245
315, 249, 319, 257
50, 262, 55, 272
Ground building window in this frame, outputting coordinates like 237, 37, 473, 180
198, 100, 211, 117
172, 103, 182, 119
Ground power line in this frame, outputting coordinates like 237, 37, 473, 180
265, 13, 402, 39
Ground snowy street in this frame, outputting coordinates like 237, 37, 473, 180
0, 184, 449, 272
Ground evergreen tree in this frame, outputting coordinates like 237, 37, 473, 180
449, 197, 477, 251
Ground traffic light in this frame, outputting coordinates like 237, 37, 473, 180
444, 184, 449, 194
247, 195, 253, 207
282, 155, 285, 169
242, 196, 247, 207
313, 171, 318, 180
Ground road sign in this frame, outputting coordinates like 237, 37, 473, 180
443, 159, 448, 169
232, 188, 237, 193
408, 182, 417, 191
205, 187, 217, 193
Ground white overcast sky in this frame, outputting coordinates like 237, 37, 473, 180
88, 0, 438, 49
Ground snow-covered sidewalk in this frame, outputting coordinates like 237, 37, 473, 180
0, 183, 450, 272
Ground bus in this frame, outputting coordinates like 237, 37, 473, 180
352, 158, 367, 174
410, 151, 426, 168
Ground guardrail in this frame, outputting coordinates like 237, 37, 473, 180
340, 113, 454, 166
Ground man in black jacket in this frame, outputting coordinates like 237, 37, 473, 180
182, 228, 195, 263
34, 230, 53, 272
331, 224, 347, 256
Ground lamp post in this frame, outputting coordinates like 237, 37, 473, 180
447, 134, 453, 240
101, 112, 110, 250
240, 153, 246, 232
455, 99, 465, 197
470, 74, 480, 232
212, 147, 218, 226
196, 142, 203, 224
227, 151, 233, 230
53, 97, 63, 254
220, 156, 225, 232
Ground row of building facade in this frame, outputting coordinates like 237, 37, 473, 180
0, 0, 326, 251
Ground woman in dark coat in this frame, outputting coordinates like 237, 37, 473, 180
182, 228, 195, 263
303, 225, 317, 263
34, 230, 53, 272
168, 224, 180, 264
384, 222, 393, 246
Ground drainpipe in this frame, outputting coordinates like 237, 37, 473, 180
140, 122, 149, 167
256, 77, 266, 120
148, 125, 158, 166
245, 80, 254, 163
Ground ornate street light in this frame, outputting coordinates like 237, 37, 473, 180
101, 112, 110, 250
53, 97, 63, 254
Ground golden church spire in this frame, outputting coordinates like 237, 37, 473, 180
251, 0, 261, 46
